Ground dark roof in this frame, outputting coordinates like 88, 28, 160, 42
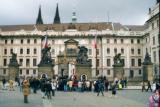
124, 24, 147, 31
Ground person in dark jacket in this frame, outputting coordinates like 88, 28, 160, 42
97, 80, 104, 96
45, 80, 52, 99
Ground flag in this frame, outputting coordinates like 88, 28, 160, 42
41, 35, 48, 49
93, 34, 97, 48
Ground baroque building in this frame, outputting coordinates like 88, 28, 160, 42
0, 2, 159, 81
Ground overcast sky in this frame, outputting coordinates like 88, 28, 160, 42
0, 0, 156, 25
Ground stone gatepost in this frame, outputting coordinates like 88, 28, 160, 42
38, 46, 54, 79
142, 52, 153, 82
8, 52, 19, 80
112, 53, 124, 80
76, 64, 92, 80
75, 46, 92, 81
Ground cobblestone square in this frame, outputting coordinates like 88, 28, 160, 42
0, 87, 152, 107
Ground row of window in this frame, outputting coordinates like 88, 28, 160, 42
4, 48, 37, 55
4, 38, 141, 45
2, 69, 37, 75
4, 39, 38, 44
88, 48, 141, 55
95, 69, 142, 76
89, 38, 141, 44
3, 58, 37, 66
92, 58, 142, 67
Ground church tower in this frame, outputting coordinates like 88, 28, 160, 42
72, 11, 77, 23
36, 5, 43, 24
54, 3, 61, 24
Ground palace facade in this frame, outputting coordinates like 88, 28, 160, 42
0, 2, 159, 81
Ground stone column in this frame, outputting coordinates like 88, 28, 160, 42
38, 65, 54, 79
113, 65, 124, 80
8, 66, 19, 81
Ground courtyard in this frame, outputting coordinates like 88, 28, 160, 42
0, 87, 152, 107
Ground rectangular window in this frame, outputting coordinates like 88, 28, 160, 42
138, 59, 141, 66
107, 48, 110, 54
114, 48, 117, 54
89, 49, 92, 55
27, 39, 30, 44
4, 49, 7, 54
107, 70, 110, 75
107, 59, 111, 67
10, 48, 13, 54
107, 39, 110, 43
152, 23, 154, 30
131, 39, 134, 44
21, 39, 23, 44
131, 48, 134, 54
131, 59, 135, 67
121, 48, 124, 54
27, 49, 30, 54
97, 59, 100, 67
137, 39, 140, 44
33, 69, 36, 75
138, 49, 141, 54
89, 59, 92, 65
121, 59, 125, 66
52, 49, 55, 55
4, 59, 7, 66
19, 59, 23, 66
34, 39, 37, 44
121, 39, 123, 44
52, 40, 55, 44
5, 40, 7, 44
114, 39, 117, 44
153, 51, 156, 62
33, 58, 37, 66
96, 70, 99, 76
34, 48, 37, 54
26, 59, 30, 67
19, 69, 22, 75
11, 39, 14, 44
153, 36, 155, 45
139, 69, 142, 75
20, 48, 23, 54
3, 69, 6, 75
97, 49, 99, 55
26, 70, 29, 75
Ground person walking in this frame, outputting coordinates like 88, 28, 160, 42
2, 78, 6, 90
23, 79, 30, 103
141, 81, 146, 92
148, 89, 159, 107
97, 80, 104, 96
9, 80, 14, 91
147, 81, 152, 92
112, 84, 117, 97
51, 80, 56, 96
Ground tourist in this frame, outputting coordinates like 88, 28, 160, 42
2, 78, 6, 90
105, 79, 109, 92
23, 79, 30, 103
40, 79, 46, 98
9, 80, 14, 91
97, 80, 104, 96
148, 89, 160, 107
45, 80, 52, 99
141, 81, 146, 92
51, 80, 56, 96
112, 83, 117, 97
147, 81, 152, 92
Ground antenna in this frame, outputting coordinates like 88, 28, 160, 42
107, 11, 110, 24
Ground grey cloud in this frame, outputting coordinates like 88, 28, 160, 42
0, 0, 155, 25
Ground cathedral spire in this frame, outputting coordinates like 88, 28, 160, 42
54, 3, 61, 24
36, 5, 43, 24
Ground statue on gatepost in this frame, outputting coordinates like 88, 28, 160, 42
39, 46, 53, 66
113, 53, 124, 67
76, 46, 91, 65
9, 52, 19, 67
143, 52, 152, 65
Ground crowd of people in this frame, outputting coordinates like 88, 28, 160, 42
2, 75, 160, 106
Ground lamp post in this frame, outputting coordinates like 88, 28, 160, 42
158, 1, 160, 83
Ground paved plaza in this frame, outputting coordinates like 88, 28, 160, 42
0, 87, 152, 107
